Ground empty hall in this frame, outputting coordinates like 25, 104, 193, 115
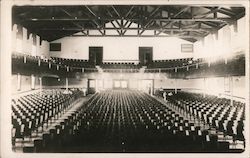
1, 0, 249, 156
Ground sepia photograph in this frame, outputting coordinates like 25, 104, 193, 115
0, 0, 249, 157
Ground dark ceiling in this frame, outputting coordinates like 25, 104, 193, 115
12, 5, 245, 42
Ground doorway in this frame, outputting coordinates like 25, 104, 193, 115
139, 79, 154, 95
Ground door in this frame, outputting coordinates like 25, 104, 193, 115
139, 79, 154, 95
89, 47, 103, 65
88, 79, 96, 94
139, 47, 153, 66
113, 80, 128, 89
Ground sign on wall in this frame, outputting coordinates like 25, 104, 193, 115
181, 44, 193, 53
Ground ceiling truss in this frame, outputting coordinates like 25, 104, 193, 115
13, 5, 245, 42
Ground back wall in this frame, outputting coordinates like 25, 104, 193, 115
50, 36, 194, 60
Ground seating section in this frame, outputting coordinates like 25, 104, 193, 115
51, 57, 92, 68
12, 53, 95, 68
148, 58, 195, 68
145, 54, 245, 76
101, 62, 141, 69
163, 92, 245, 147
12, 90, 243, 153
100, 62, 141, 73
11, 89, 83, 147
12, 52, 245, 77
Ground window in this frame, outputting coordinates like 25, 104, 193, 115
50, 43, 61, 51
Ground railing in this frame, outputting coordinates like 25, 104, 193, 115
12, 52, 245, 76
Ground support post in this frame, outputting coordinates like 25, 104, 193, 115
17, 73, 21, 91
48, 62, 51, 69
39, 77, 42, 96
230, 77, 233, 106
24, 56, 27, 63
203, 78, 206, 98
66, 78, 69, 91
175, 79, 177, 94
31, 74, 35, 90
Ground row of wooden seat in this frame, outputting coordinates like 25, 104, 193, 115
103, 69, 140, 73
51, 57, 90, 67
11, 89, 84, 146
101, 63, 141, 69
164, 92, 245, 143
149, 58, 194, 68
29, 90, 241, 152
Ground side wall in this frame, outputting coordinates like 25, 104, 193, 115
12, 74, 40, 94
154, 76, 245, 99
12, 24, 50, 57
193, 17, 246, 58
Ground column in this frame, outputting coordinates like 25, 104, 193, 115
22, 27, 27, 53
230, 77, 234, 106
31, 74, 35, 90
174, 79, 177, 94
39, 77, 42, 96
203, 78, 206, 98
17, 73, 21, 91
65, 78, 69, 91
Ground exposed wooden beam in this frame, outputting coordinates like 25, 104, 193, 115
111, 5, 121, 17
151, 6, 190, 35
59, 8, 84, 29
123, 20, 130, 28
142, 6, 162, 29
71, 33, 202, 40
125, 6, 135, 18
91, 20, 100, 28
138, 29, 145, 35
148, 6, 161, 17
201, 21, 219, 28
26, 17, 232, 22
173, 6, 190, 18
106, 8, 114, 18
84, 6, 103, 30
98, 29, 105, 35
217, 9, 235, 17
122, 21, 133, 35
40, 27, 214, 32
115, 20, 122, 27
195, 7, 221, 18
143, 20, 155, 28
220, 8, 236, 16
110, 20, 122, 35
85, 6, 98, 18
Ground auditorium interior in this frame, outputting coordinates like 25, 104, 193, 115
4, 2, 249, 155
